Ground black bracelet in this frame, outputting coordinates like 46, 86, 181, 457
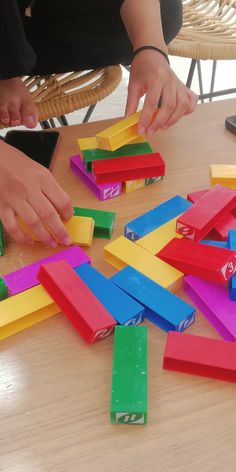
133, 45, 170, 64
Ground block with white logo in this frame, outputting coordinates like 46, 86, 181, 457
110, 326, 147, 425
111, 267, 195, 332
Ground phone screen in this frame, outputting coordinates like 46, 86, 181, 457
4, 130, 60, 169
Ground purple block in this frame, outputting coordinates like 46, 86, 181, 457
3, 246, 90, 296
184, 275, 236, 341
70, 155, 122, 201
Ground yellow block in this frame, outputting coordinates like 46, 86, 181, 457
104, 236, 183, 292
123, 179, 145, 193
18, 216, 95, 247
96, 112, 142, 151
210, 164, 236, 189
77, 135, 145, 153
136, 217, 183, 254
0, 285, 59, 340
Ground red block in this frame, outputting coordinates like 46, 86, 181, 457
187, 188, 236, 240
38, 261, 116, 343
176, 184, 236, 241
92, 152, 165, 184
157, 237, 236, 284
163, 331, 236, 383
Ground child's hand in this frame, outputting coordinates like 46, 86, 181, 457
0, 141, 73, 247
125, 50, 198, 135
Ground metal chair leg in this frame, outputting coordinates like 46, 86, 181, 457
57, 115, 69, 126
40, 120, 51, 129
49, 118, 56, 128
209, 60, 217, 102
82, 104, 97, 123
186, 59, 197, 89
197, 60, 204, 103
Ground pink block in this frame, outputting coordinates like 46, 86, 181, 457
3, 246, 90, 295
184, 275, 236, 341
70, 155, 122, 201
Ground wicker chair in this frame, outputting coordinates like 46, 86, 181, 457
168, 0, 236, 100
0, 65, 122, 129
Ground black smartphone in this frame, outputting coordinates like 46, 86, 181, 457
4, 130, 60, 169
225, 115, 236, 135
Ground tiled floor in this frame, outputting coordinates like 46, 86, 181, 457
1, 57, 236, 135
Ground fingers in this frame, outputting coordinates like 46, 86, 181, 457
29, 193, 71, 246
8, 103, 21, 126
41, 173, 73, 222
0, 105, 10, 126
17, 201, 58, 248
21, 103, 38, 128
0, 208, 33, 245
162, 88, 198, 130
138, 84, 162, 135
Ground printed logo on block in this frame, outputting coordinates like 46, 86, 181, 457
221, 259, 236, 280
124, 313, 143, 326
146, 176, 162, 185
177, 313, 195, 332
103, 186, 121, 200
115, 413, 145, 424
92, 327, 114, 341
176, 222, 195, 239
125, 228, 138, 241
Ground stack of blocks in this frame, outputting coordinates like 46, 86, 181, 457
70, 111, 165, 201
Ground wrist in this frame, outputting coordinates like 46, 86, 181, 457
133, 45, 170, 64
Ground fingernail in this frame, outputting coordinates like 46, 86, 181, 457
27, 115, 36, 126
139, 126, 145, 135
2, 117, 9, 123
62, 237, 72, 246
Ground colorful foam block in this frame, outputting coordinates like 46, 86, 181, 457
3, 246, 90, 296
187, 188, 236, 240
163, 331, 236, 383
0, 221, 4, 256
211, 164, 236, 189
75, 264, 144, 326
227, 230, 236, 300
96, 111, 142, 151
82, 142, 153, 172
18, 215, 95, 247
0, 278, 8, 301
70, 155, 122, 201
176, 184, 236, 241
0, 285, 59, 340
123, 179, 145, 193
110, 326, 147, 425
92, 152, 165, 184
125, 196, 192, 241
158, 237, 236, 284
184, 275, 236, 341
136, 217, 183, 253
38, 261, 116, 343
111, 267, 195, 332
104, 236, 183, 292
73, 207, 116, 239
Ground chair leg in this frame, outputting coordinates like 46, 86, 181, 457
49, 118, 56, 128
197, 60, 204, 103
40, 120, 51, 129
209, 60, 217, 102
186, 59, 197, 89
82, 104, 97, 123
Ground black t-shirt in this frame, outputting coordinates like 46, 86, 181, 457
0, 0, 130, 79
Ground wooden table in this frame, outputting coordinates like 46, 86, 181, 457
1, 99, 236, 472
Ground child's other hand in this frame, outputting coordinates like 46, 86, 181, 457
125, 50, 198, 135
0, 141, 73, 247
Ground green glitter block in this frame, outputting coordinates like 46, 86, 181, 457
110, 326, 147, 425
73, 207, 116, 239
83, 142, 153, 172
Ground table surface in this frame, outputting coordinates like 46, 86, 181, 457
1, 99, 236, 472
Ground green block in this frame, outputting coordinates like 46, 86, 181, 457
0, 278, 8, 300
83, 142, 153, 172
110, 326, 147, 425
0, 221, 4, 256
145, 176, 163, 185
73, 207, 116, 239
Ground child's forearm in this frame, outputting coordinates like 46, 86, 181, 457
120, 0, 168, 53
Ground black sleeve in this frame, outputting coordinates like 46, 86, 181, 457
0, 1, 37, 79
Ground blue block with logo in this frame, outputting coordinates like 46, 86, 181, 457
74, 263, 144, 326
110, 266, 195, 332
124, 195, 192, 241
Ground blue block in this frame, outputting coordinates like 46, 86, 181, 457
74, 263, 145, 326
201, 240, 228, 248
228, 230, 236, 250
110, 266, 195, 332
124, 195, 192, 241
